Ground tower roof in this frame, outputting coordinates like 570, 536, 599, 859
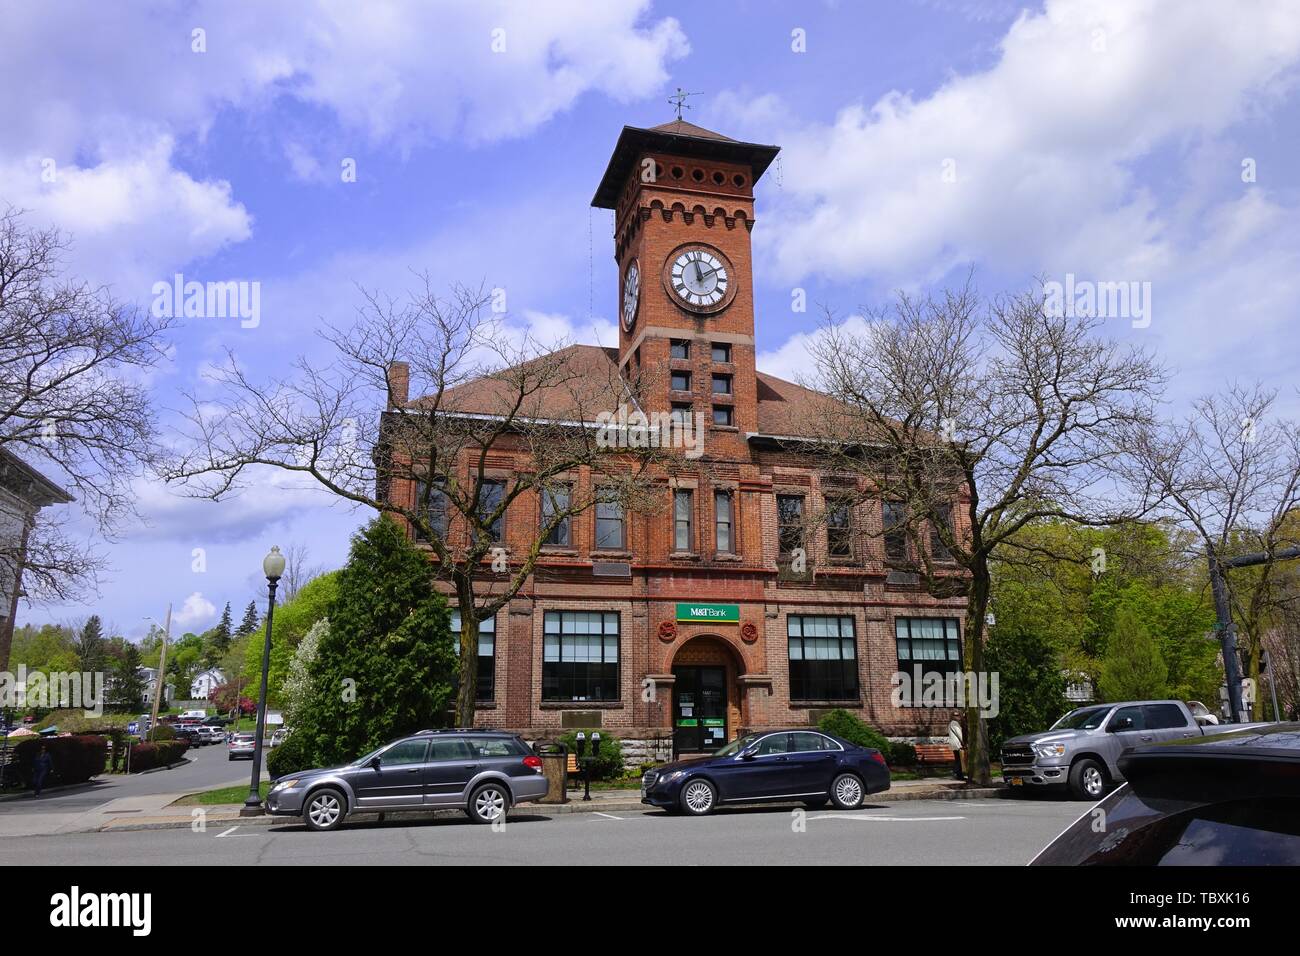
591, 122, 780, 209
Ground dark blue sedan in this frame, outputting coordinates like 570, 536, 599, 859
641, 729, 890, 815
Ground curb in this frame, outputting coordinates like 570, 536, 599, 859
134, 757, 194, 775
98, 784, 1007, 831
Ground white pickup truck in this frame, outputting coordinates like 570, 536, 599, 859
1000, 700, 1205, 800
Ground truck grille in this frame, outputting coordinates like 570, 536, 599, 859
1001, 745, 1035, 766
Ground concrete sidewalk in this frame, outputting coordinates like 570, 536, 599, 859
0, 773, 268, 838
98, 777, 1003, 833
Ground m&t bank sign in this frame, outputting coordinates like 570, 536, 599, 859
675, 603, 740, 624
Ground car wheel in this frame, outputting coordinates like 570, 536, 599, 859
467, 782, 510, 824
1068, 758, 1108, 801
303, 787, 347, 832
830, 772, 866, 810
679, 778, 717, 816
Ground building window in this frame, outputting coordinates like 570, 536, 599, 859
595, 492, 625, 549
788, 615, 858, 701
413, 478, 448, 541
777, 494, 804, 556
670, 403, 693, 428
673, 489, 693, 551
827, 498, 853, 558
712, 405, 733, 426
476, 480, 505, 543
930, 504, 954, 562
670, 339, 690, 360
895, 617, 962, 681
449, 610, 496, 701
541, 484, 570, 547
711, 373, 732, 395
671, 370, 691, 391
543, 611, 620, 701
715, 490, 734, 553
883, 501, 907, 563
711, 342, 731, 363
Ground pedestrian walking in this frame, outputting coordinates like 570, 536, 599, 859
32, 744, 53, 797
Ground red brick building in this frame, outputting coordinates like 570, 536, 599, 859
385, 121, 966, 764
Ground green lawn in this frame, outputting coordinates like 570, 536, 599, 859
174, 781, 270, 806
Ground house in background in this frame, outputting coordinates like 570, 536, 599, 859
140, 667, 174, 708
0, 448, 72, 671
190, 668, 224, 699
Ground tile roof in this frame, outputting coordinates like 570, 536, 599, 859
412, 344, 842, 440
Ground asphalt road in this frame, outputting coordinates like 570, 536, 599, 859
0, 739, 260, 815
0, 797, 1086, 866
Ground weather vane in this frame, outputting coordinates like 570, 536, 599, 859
668, 87, 701, 120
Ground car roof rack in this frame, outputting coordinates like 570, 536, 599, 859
412, 728, 509, 735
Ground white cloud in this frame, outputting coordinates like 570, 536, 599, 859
0, 137, 253, 292
717, 0, 1300, 284
757, 313, 873, 385
127, 469, 344, 545
173, 591, 217, 630
0, 0, 687, 288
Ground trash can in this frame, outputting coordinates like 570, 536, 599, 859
534, 741, 569, 804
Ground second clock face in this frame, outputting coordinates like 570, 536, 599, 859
622, 260, 640, 331
666, 245, 731, 313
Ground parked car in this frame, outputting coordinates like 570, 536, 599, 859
228, 732, 257, 761
1000, 700, 1206, 800
270, 728, 290, 748
1031, 721, 1300, 865
640, 729, 890, 816
265, 730, 548, 831
195, 726, 223, 746
171, 727, 202, 747
202, 715, 232, 727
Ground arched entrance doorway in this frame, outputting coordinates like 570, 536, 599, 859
670, 636, 744, 757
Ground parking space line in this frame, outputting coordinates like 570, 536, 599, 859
810, 814, 966, 822
215, 826, 239, 838
592, 812, 624, 820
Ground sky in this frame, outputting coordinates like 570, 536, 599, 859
4, 0, 1299, 639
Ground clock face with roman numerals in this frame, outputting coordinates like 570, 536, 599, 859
664, 244, 733, 314
622, 259, 640, 330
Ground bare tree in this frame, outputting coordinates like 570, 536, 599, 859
809, 278, 1166, 785
164, 277, 677, 726
280, 542, 325, 603
1126, 384, 1300, 719
0, 209, 172, 664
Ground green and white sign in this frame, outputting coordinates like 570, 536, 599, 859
675, 603, 740, 624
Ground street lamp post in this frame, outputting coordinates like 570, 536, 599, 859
241, 545, 285, 816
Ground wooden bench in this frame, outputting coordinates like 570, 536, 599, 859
914, 743, 956, 765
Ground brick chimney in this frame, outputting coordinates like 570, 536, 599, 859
386, 361, 410, 408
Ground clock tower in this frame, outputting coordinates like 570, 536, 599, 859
592, 120, 779, 447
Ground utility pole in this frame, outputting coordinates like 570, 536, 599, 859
148, 604, 171, 741
1263, 650, 1281, 722
1209, 544, 1300, 723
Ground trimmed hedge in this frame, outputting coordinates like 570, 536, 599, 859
266, 730, 309, 778
128, 739, 190, 772
817, 709, 893, 760
889, 742, 917, 766
12, 735, 109, 789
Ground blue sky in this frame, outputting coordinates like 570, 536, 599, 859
5, 0, 1299, 638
